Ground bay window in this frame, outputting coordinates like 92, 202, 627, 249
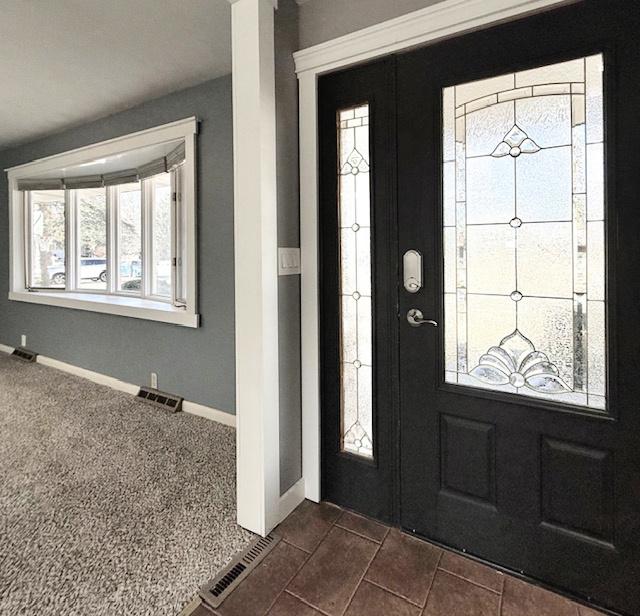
8, 118, 198, 327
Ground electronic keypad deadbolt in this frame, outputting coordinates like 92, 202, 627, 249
403, 250, 423, 293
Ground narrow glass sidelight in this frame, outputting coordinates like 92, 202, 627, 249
338, 104, 374, 458
442, 55, 606, 410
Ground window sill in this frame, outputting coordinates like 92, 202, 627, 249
8, 290, 199, 328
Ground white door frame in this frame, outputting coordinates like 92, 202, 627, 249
230, 0, 307, 537
293, 0, 576, 502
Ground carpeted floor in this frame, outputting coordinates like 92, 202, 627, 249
0, 353, 253, 616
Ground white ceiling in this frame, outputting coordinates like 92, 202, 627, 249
0, 0, 231, 150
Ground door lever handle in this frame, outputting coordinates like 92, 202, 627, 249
407, 308, 438, 328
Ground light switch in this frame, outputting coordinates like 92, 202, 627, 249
278, 247, 301, 275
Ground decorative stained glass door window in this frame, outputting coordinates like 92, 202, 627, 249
442, 55, 606, 410
338, 104, 374, 458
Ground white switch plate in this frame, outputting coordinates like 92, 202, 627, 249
150, 372, 158, 389
278, 247, 301, 276
21, 335, 26, 347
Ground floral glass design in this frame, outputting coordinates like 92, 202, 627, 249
470, 330, 571, 393
338, 105, 374, 458
491, 125, 540, 158
442, 55, 606, 410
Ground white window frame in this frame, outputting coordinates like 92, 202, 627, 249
6, 117, 199, 328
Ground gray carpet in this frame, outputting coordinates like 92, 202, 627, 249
0, 353, 253, 616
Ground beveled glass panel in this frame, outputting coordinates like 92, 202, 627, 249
467, 225, 516, 295
338, 104, 374, 459
588, 300, 606, 397
587, 221, 605, 301
587, 143, 604, 221
515, 95, 571, 148
517, 297, 574, 389
586, 55, 604, 144
442, 55, 607, 410
515, 58, 584, 88
466, 156, 515, 224
456, 73, 515, 106
466, 101, 514, 157
516, 147, 573, 222
517, 222, 573, 298
466, 295, 517, 383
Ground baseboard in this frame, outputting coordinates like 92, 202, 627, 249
0, 344, 236, 429
278, 477, 306, 525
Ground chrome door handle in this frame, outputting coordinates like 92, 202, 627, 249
407, 309, 438, 328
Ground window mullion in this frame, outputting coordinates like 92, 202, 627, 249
170, 170, 178, 306
107, 186, 116, 295
24, 192, 31, 289
142, 179, 152, 299
65, 189, 76, 292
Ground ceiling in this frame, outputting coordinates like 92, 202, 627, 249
0, 0, 231, 150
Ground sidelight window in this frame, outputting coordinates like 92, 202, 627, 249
338, 104, 374, 458
442, 55, 606, 409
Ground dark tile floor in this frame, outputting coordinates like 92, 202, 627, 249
188, 500, 608, 616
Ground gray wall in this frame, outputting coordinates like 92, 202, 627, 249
0, 76, 237, 414
276, 0, 303, 494
298, 0, 446, 48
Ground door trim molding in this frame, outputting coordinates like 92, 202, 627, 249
294, 0, 577, 503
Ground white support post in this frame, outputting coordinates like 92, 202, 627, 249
229, 0, 281, 536
298, 71, 321, 503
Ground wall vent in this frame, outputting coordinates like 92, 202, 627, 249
200, 534, 280, 608
11, 348, 37, 363
137, 387, 183, 413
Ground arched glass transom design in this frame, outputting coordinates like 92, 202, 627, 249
442, 55, 606, 410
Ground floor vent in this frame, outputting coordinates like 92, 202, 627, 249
11, 348, 37, 363
136, 387, 183, 413
200, 534, 281, 609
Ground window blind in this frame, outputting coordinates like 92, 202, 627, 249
16, 141, 186, 191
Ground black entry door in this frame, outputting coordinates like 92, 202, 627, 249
319, 1, 640, 613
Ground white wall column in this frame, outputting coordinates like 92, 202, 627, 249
229, 0, 281, 536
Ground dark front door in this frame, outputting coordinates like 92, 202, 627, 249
319, 1, 640, 614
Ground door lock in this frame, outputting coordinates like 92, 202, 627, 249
403, 250, 423, 293
407, 309, 438, 328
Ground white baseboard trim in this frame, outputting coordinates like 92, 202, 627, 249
182, 400, 236, 428
278, 477, 306, 524
0, 344, 236, 429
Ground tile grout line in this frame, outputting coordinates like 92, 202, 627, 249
334, 522, 387, 545
364, 578, 425, 609
420, 550, 444, 616
436, 565, 504, 595
498, 571, 506, 616
282, 507, 342, 555
266, 507, 343, 616
284, 590, 334, 616
263, 532, 334, 616
338, 526, 390, 616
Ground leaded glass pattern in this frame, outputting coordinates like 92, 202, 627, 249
443, 55, 606, 410
338, 104, 374, 458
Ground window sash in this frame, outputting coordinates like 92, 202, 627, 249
24, 172, 183, 306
